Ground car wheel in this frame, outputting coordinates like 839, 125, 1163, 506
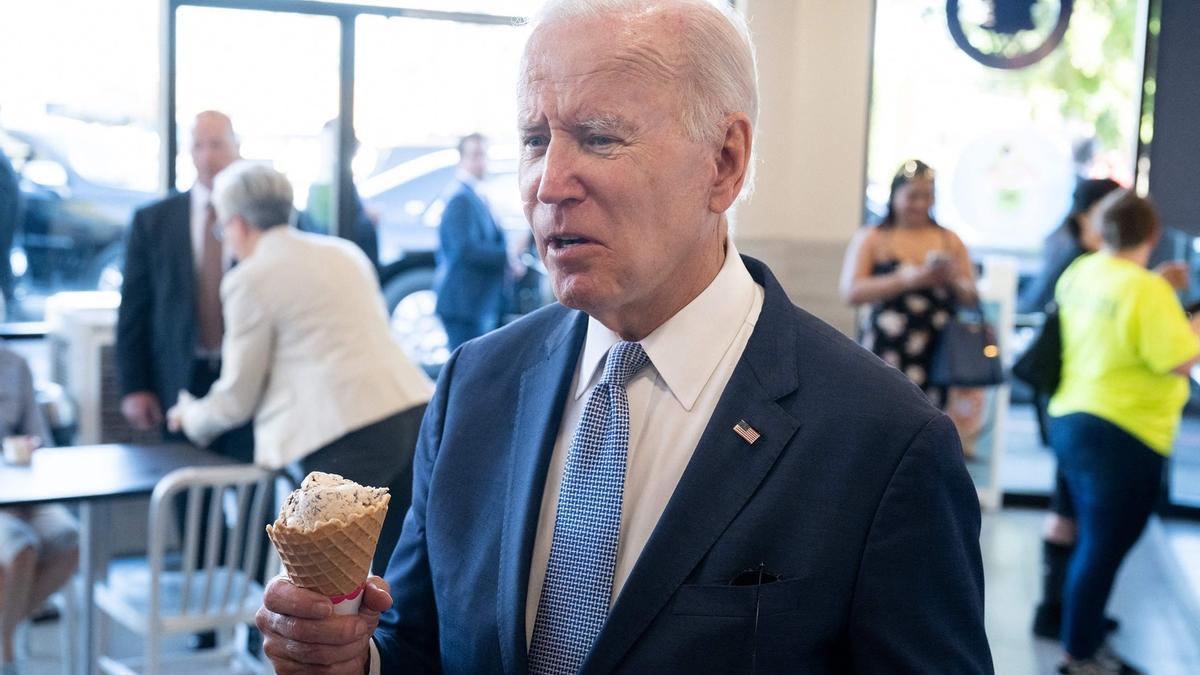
383, 267, 448, 376
90, 243, 125, 293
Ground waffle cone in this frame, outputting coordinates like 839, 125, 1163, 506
266, 494, 390, 597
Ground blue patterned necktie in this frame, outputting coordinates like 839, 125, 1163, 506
528, 341, 650, 675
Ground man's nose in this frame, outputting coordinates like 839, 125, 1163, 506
536, 138, 584, 205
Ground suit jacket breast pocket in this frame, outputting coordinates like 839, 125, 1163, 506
671, 577, 810, 618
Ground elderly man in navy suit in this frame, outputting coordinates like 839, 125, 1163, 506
257, 1, 994, 673
433, 133, 515, 349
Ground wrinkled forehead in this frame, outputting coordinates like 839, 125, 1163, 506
519, 16, 683, 117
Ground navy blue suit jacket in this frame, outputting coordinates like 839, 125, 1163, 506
116, 191, 196, 408
377, 255, 992, 673
432, 180, 508, 322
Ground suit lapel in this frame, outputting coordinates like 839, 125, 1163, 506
165, 192, 198, 357
168, 191, 197, 332
497, 310, 589, 675
582, 257, 804, 674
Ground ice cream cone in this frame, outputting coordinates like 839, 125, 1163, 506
266, 472, 390, 614
266, 496, 389, 597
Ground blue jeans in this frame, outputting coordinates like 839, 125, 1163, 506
1050, 413, 1164, 658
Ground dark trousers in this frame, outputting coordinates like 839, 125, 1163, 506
441, 316, 497, 351
294, 404, 426, 577
1050, 413, 1164, 658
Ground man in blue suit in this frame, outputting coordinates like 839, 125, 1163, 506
257, 1, 993, 673
434, 133, 513, 349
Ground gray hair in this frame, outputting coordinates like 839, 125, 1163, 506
211, 161, 294, 231
527, 0, 758, 146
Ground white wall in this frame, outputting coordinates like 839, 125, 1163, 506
734, 0, 875, 334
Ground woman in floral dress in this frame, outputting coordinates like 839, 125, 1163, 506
839, 160, 978, 408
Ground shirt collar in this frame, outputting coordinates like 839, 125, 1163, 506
573, 239, 759, 411
191, 183, 211, 209
455, 168, 481, 190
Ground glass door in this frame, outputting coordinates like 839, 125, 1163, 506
174, 6, 342, 216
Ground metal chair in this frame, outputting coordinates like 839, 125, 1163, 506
93, 465, 276, 675
13, 585, 76, 674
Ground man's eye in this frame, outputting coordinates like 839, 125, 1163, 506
523, 136, 548, 149
587, 135, 617, 148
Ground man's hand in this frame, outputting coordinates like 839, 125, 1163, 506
257, 575, 393, 674
120, 391, 162, 431
165, 390, 193, 434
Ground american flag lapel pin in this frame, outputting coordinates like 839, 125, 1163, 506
733, 419, 761, 445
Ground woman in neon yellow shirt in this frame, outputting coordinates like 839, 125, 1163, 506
1050, 190, 1200, 674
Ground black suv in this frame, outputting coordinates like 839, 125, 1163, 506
3, 128, 153, 315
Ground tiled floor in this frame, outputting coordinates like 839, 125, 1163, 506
13, 508, 1199, 674
983, 509, 1200, 675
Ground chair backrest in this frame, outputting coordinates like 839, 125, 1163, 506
147, 464, 276, 621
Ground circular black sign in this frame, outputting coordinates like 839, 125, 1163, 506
947, 0, 1074, 70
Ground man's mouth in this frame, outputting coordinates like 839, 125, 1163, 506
549, 236, 593, 249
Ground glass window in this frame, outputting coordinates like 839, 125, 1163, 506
354, 15, 531, 265
865, 0, 1149, 499
321, 0, 542, 15
316, 0, 731, 16
867, 0, 1144, 258
175, 6, 341, 209
0, 0, 159, 320
353, 14, 532, 370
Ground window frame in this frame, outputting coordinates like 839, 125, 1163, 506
165, 0, 524, 241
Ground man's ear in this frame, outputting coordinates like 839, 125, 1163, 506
708, 112, 752, 214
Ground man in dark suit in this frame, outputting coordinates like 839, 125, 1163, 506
433, 133, 514, 349
256, 2, 993, 673
116, 110, 253, 463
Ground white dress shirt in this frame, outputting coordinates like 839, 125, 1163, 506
368, 240, 763, 672
189, 183, 211, 271
455, 167, 481, 191
524, 239, 763, 645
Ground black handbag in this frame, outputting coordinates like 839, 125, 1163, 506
929, 305, 1005, 387
1011, 302, 1062, 395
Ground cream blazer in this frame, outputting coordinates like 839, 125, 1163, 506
180, 227, 432, 469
